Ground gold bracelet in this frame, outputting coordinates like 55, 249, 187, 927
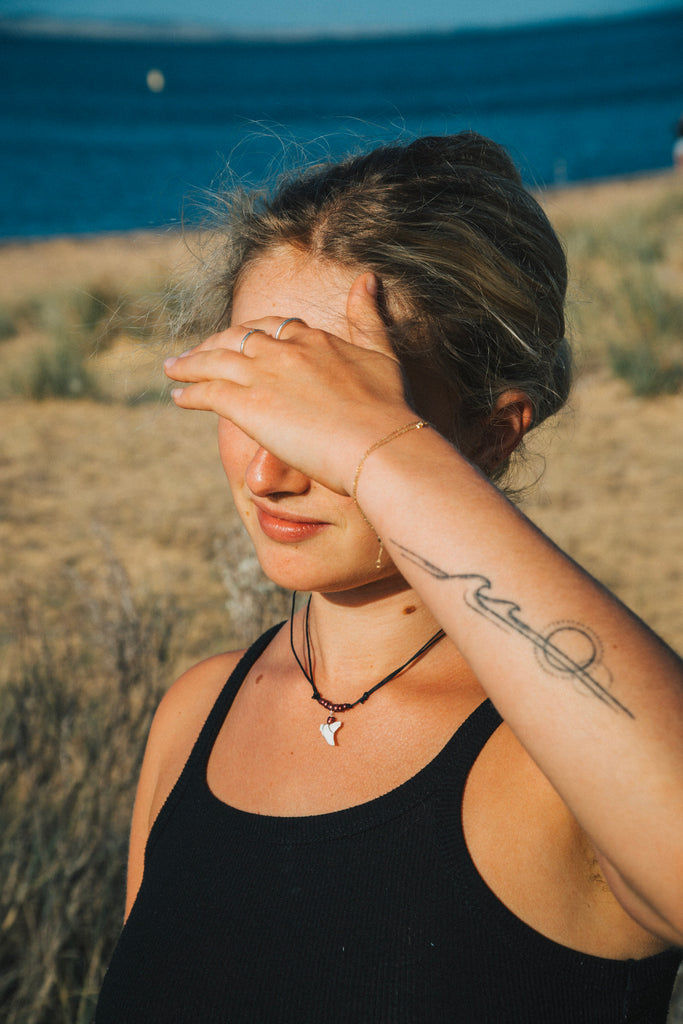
352, 422, 428, 566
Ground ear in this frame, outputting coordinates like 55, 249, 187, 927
476, 389, 534, 471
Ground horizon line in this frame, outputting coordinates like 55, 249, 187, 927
1, 6, 680, 45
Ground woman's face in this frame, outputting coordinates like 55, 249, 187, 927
218, 246, 408, 596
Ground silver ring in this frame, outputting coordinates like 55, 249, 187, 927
239, 328, 265, 355
274, 317, 304, 340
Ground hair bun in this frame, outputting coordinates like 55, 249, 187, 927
405, 132, 523, 185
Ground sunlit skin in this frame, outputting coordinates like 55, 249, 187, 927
218, 248, 413, 598
152, 247, 683, 961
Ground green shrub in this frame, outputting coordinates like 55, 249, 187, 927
607, 267, 683, 396
563, 198, 683, 396
16, 334, 101, 401
0, 306, 18, 341
609, 344, 683, 397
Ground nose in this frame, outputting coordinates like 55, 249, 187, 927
245, 446, 311, 498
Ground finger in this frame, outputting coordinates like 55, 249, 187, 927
170, 378, 244, 414
239, 315, 309, 340
164, 346, 250, 383
163, 331, 238, 370
163, 323, 276, 380
165, 315, 310, 369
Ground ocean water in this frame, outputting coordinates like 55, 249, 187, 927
2, 8, 683, 238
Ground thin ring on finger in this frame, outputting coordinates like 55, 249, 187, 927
274, 317, 305, 340
239, 328, 266, 355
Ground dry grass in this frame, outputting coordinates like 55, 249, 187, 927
0, 170, 681, 1020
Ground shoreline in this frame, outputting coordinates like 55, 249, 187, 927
1, 168, 680, 306
0, 167, 679, 252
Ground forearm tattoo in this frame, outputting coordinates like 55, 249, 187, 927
393, 541, 634, 718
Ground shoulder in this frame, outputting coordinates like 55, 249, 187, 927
124, 648, 245, 919
154, 649, 245, 734
145, 649, 246, 813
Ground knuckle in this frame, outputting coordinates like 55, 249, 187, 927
205, 379, 226, 402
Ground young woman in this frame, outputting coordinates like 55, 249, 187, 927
96, 133, 683, 1022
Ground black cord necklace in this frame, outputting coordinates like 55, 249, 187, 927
289, 592, 445, 746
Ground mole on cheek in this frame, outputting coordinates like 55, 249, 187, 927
403, 605, 417, 615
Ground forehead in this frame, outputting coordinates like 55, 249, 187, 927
232, 245, 456, 436
231, 247, 357, 338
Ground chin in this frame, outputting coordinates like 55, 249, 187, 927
254, 548, 398, 598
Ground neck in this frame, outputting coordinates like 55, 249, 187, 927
292, 583, 446, 704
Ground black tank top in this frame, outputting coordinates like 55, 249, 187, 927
96, 623, 681, 1023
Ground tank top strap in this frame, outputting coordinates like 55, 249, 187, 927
438, 697, 503, 798
185, 620, 286, 775
146, 622, 286, 859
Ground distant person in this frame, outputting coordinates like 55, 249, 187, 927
674, 114, 683, 169
96, 132, 683, 1022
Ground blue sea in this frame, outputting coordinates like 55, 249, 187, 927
2, 8, 683, 239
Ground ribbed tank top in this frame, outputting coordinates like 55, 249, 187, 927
96, 623, 681, 1023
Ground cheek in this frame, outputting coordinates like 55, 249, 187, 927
217, 418, 255, 488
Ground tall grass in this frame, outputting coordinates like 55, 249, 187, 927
0, 537, 290, 1023
562, 191, 683, 394
0, 566, 174, 1023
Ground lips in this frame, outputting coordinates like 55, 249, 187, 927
254, 503, 329, 543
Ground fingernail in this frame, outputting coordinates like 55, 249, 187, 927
171, 388, 184, 401
164, 350, 192, 368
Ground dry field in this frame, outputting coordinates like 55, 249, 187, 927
0, 170, 682, 1022
1, 171, 682, 663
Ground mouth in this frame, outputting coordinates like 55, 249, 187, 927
252, 501, 329, 543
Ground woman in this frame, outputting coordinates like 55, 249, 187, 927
96, 133, 683, 1021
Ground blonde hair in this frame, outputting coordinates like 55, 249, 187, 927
181, 132, 571, 480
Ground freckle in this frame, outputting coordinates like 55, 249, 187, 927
254, 674, 263, 685
403, 605, 417, 615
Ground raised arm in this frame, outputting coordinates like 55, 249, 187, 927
354, 412, 683, 944
164, 273, 683, 944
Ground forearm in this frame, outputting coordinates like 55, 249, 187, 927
355, 425, 683, 937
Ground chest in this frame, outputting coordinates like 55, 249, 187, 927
111, 700, 678, 1024
202, 664, 665, 962
206, 654, 483, 816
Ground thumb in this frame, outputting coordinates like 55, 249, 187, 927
345, 272, 390, 353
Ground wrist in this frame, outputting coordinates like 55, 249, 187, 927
351, 421, 429, 522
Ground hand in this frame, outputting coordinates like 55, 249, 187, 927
164, 273, 415, 495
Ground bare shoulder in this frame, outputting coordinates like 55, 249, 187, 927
145, 649, 246, 813
124, 648, 245, 919
153, 649, 245, 738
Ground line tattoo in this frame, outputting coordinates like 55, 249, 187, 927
392, 540, 634, 718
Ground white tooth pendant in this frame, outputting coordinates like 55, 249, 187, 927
320, 715, 342, 746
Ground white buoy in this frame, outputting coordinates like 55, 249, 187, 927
146, 69, 165, 93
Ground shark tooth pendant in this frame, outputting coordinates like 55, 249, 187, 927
320, 715, 342, 746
